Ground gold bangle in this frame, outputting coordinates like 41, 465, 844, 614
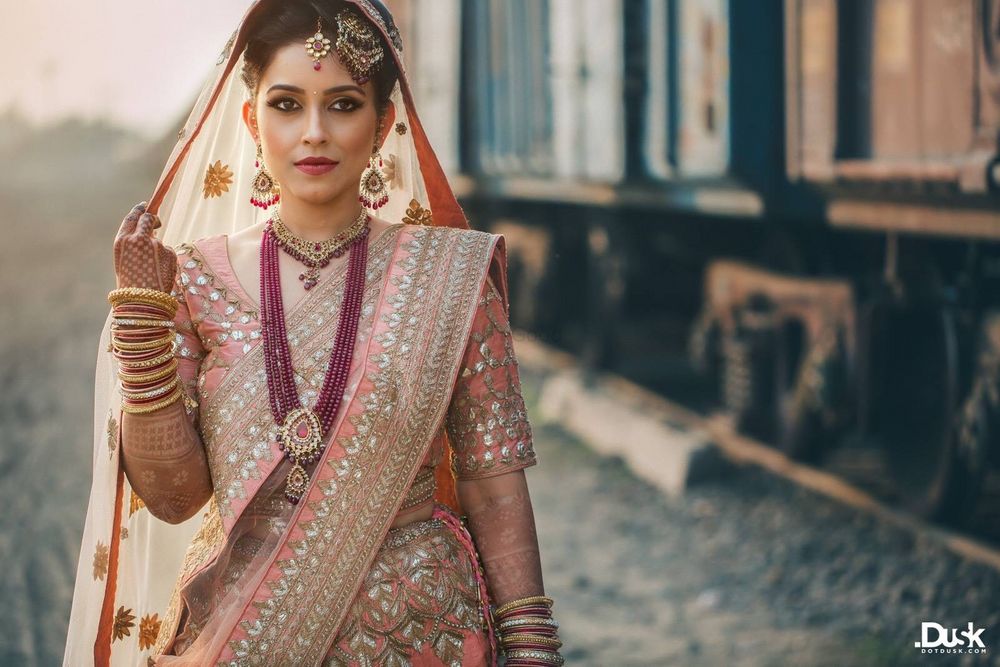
494, 596, 554, 618
119, 360, 178, 384
496, 617, 559, 632
112, 318, 175, 329
108, 287, 178, 312
500, 634, 563, 649
504, 649, 564, 665
121, 376, 179, 400
112, 334, 174, 352
115, 349, 175, 370
120, 386, 183, 414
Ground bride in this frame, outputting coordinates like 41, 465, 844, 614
63, 1, 563, 665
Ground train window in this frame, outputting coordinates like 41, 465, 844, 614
549, 0, 625, 181
463, 0, 624, 181
404, 0, 463, 173
645, 0, 730, 179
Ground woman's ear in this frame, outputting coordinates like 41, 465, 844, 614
241, 100, 259, 143
376, 104, 396, 146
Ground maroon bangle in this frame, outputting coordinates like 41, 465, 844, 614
113, 304, 173, 318
114, 327, 174, 338
115, 347, 171, 362
121, 373, 177, 391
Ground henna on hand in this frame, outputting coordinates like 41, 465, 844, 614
121, 399, 213, 524
113, 201, 177, 292
458, 470, 545, 605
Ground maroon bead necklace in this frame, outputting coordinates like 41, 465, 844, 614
260, 216, 371, 504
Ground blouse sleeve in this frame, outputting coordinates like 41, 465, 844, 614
169, 249, 207, 429
445, 275, 538, 480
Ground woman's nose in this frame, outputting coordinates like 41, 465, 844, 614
302, 106, 329, 145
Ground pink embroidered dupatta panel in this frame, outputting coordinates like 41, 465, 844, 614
150, 223, 521, 665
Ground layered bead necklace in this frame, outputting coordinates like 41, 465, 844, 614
260, 213, 371, 504
270, 208, 369, 290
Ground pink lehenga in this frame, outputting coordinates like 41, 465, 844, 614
63, 2, 545, 665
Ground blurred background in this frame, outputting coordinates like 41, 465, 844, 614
4, 0, 1000, 665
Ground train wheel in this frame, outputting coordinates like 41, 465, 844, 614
721, 294, 778, 441
688, 308, 722, 403
873, 298, 978, 521
936, 319, 1000, 525
775, 327, 847, 463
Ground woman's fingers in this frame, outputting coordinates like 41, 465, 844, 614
116, 201, 147, 238
135, 212, 159, 237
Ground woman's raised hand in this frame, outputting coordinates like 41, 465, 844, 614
113, 202, 178, 292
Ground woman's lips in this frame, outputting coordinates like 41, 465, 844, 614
295, 162, 338, 176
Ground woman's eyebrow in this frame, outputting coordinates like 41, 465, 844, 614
266, 83, 366, 96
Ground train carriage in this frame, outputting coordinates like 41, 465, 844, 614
394, 0, 1000, 529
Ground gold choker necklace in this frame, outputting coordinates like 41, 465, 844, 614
269, 209, 370, 289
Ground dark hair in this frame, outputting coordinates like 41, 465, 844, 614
240, 1, 399, 120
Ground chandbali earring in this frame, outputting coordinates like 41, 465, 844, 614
359, 127, 389, 210
250, 143, 280, 209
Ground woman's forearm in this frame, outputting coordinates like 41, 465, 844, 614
120, 401, 213, 524
457, 470, 544, 603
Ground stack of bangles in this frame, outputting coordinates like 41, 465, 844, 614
107, 287, 181, 415
493, 595, 564, 666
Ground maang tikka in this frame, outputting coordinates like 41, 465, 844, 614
305, 12, 384, 85
304, 17, 332, 71
250, 143, 280, 209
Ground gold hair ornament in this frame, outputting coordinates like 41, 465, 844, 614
334, 9, 384, 84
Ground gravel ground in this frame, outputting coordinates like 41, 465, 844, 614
519, 363, 1000, 666
2, 120, 998, 667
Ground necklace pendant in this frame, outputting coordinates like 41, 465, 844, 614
300, 266, 320, 290
278, 406, 324, 504
285, 463, 309, 504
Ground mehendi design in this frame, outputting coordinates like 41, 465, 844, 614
462, 484, 544, 604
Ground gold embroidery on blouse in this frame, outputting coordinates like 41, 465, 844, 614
174, 242, 258, 342
446, 281, 536, 478
324, 520, 482, 666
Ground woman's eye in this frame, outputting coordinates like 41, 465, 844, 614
331, 99, 359, 112
268, 98, 300, 112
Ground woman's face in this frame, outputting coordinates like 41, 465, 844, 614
243, 41, 380, 207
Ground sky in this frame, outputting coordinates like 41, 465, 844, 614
0, 1, 254, 139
